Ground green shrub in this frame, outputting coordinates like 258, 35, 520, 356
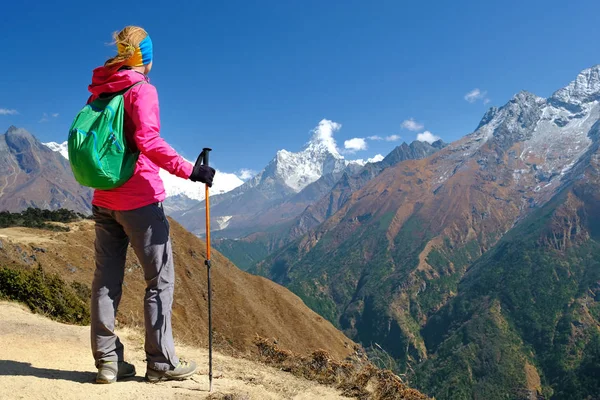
0, 207, 90, 232
0, 266, 90, 325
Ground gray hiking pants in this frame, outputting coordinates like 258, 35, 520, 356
91, 203, 179, 372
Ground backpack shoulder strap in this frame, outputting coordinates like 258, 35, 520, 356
98, 81, 147, 100
120, 80, 146, 95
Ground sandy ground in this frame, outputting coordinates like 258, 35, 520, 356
0, 301, 345, 400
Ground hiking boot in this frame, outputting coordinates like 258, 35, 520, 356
96, 361, 136, 384
145, 360, 197, 383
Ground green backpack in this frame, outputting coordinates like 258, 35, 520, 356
68, 82, 142, 190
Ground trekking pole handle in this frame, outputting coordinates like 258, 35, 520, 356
194, 148, 212, 168
201, 148, 212, 167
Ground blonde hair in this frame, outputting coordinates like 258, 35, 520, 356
104, 26, 149, 67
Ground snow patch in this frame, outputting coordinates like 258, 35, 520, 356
215, 216, 233, 230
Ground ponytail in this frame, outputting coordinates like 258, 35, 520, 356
104, 26, 149, 68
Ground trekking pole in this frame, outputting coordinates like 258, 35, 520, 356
197, 147, 214, 392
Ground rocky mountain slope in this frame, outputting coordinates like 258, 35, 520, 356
415, 139, 600, 398
0, 218, 354, 360
0, 127, 91, 214
252, 65, 600, 399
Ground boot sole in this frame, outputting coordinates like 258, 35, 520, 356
145, 369, 197, 383
95, 378, 116, 384
96, 371, 136, 384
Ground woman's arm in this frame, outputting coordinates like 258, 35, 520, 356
129, 84, 193, 179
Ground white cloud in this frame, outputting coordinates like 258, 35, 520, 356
39, 112, 59, 122
367, 135, 400, 142
311, 119, 342, 155
0, 108, 18, 115
464, 88, 488, 103
483, 98, 491, 105
401, 118, 424, 132
416, 131, 441, 144
238, 168, 256, 181
344, 138, 368, 152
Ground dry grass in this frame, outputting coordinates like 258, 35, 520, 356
253, 336, 429, 400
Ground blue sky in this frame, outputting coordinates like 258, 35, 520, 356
1, 0, 599, 176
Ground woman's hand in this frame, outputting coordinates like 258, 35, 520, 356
189, 164, 216, 187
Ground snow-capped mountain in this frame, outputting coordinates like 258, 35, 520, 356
43, 142, 244, 202
242, 119, 371, 194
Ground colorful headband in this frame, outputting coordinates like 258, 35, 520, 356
117, 35, 153, 67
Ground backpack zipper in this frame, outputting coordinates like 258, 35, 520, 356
109, 133, 123, 152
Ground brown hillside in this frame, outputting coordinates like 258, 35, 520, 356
0, 218, 354, 360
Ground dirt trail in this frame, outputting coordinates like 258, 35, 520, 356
0, 227, 60, 244
0, 301, 345, 400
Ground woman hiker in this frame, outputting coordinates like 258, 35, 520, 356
87, 26, 215, 384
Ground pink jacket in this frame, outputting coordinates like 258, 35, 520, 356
88, 67, 193, 211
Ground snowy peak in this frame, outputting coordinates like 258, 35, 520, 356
512, 90, 545, 106
264, 119, 368, 192
274, 145, 345, 192
43, 141, 69, 159
551, 65, 600, 108
470, 90, 545, 148
455, 64, 600, 199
